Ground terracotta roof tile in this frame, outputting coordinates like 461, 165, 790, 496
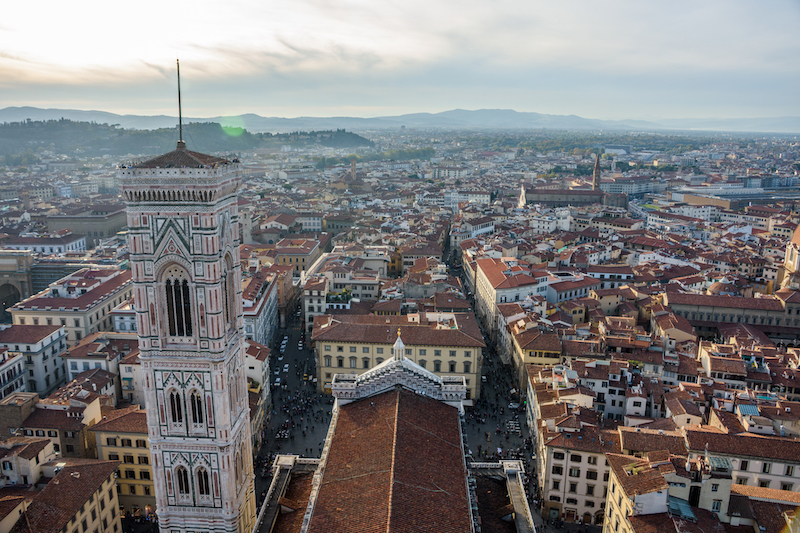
13, 459, 119, 533
684, 428, 800, 461
0, 325, 62, 344
89, 406, 147, 435
307, 388, 470, 533
131, 147, 230, 169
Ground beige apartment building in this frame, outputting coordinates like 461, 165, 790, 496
10, 268, 133, 344
311, 312, 485, 399
275, 238, 321, 277
20, 458, 123, 533
90, 405, 155, 517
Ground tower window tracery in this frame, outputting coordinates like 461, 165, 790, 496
164, 266, 193, 337
169, 390, 184, 424
176, 466, 190, 496
222, 255, 235, 331
235, 451, 242, 485
197, 467, 210, 496
190, 390, 204, 424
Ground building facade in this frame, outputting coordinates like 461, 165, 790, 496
312, 312, 485, 399
0, 324, 67, 397
90, 406, 155, 516
120, 143, 256, 533
10, 268, 134, 345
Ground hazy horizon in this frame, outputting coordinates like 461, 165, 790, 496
2, 1, 799, 121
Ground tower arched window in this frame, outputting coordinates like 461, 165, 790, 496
197, 468, 210, 496
169, 390, 183, 424
229, 374, 238, 412
235, 452, 242, 485
164, 266, 193, 337
176, 466, 190, 495
190, 391, 204, 424
222, 255, 236, 331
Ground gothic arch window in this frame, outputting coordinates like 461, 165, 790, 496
240, 442, 248, 480
190, 390, 204, 424
229, 372, 240, 413
169, 390, 184, 424
222, 254, 236, 331
235, 451, 242, 485
164, 266, 193, 337
197, 467, 210, 496
176, 466, 190, 496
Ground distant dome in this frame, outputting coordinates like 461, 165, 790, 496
707, 281, 739, 296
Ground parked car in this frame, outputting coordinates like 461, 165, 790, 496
283, 364, 289, 373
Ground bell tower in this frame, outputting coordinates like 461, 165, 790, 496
119, 142, 256, 532
592, 153, 601, 191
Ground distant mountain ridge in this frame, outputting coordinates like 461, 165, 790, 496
1, 106, 798, 134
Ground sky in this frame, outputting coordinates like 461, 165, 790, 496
1, 0, 799, 120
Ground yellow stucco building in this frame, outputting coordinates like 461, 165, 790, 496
311, 312, 485, 399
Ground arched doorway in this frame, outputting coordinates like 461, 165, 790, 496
0, 283, 21, 323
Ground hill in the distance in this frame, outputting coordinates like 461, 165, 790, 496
1, 107, 798, 134
0, 118, 374, 158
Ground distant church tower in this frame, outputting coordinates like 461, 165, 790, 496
592, 153, 601, 191
118, 77, 256, 530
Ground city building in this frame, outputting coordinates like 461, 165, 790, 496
0, 436, 56, 487
111, 298, 137, 333
241, 266, 278, 347
312, 312, 485, 398
0, 325, 67, 397
61, 331, 135, 392
473, 257, 548, 340
0, 349, 26, 401
14, 458, 122, 533
20, 380, 103, 458
274, 238, 321, 277
46, 203, 127, 248
2, 232, 87, 254
119, 348, 144, 406
9, 268, 134, 345
90, 405, 154, 517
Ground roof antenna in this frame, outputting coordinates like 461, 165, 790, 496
176, 58, 186, 150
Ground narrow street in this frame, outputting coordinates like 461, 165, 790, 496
253, 310, 333, 507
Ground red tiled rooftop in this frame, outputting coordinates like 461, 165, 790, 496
131, 147, 230, 169
307, 388, 470, 533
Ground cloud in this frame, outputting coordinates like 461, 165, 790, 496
0, 0, 798, 118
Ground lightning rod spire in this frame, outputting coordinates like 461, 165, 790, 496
177, 59, 185, 149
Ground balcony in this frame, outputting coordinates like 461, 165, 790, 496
326, 291, 353, 304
